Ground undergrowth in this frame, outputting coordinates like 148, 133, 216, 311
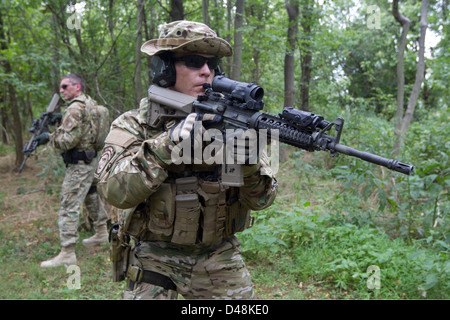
240, 104, 449, 300
240, 203, 449, 299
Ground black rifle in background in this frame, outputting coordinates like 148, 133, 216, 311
18, 93, 61, 173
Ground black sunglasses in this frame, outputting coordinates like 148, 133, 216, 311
60, 84, 74, 90
174, 55, 220, 70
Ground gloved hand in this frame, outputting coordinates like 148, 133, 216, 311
34, 132, 50, 146
226, 128, 259, 166
169, 113, 223, 165
49, 113, 62, 125
169, 113, 197, 144
40, 112, 62, 125
169, 113, 222, 147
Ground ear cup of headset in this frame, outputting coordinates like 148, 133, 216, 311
150, 54, 176, 88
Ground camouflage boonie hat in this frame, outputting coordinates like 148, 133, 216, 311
141, 20, 232, 58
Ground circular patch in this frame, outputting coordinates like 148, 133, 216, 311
96, 146, 114, 175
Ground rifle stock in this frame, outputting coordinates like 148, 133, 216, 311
147, 85, 193, 129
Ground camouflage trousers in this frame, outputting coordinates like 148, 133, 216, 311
123, 236, 254, 300
58, 157, 108, 248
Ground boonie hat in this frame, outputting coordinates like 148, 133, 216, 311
141, 20, 232, 58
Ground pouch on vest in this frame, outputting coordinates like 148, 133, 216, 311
175, 176, 198, 194
147, 183, 175, 237
126, 203, 148, 238
171, 194, 200, 245
225, 189, 253, 237
199, 180, 226, 245
61, 149, 97, 165
171, 177, 200, 245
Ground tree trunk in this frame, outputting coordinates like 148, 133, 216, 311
231, 0, 244, 80
134, 0, 145, 104
392, 0, 410, 155
284, 0, 299, 107
0, 8, 23, 169
299, 0, 313, 111
246, 3, 264, 83
211, 0, 222, 37
108, 0, 118, 60
170, 0, 185, 21
202, 0, 210, 26
1, 93, 9, 144
50, 13, 60, 93
143, 2, 158, 83
392, 0, 429, 156
225, 0, 233, 76
9, 85, 23, 170
400, 0, 429, 137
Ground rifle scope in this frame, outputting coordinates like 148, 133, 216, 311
212, 75, 264, 110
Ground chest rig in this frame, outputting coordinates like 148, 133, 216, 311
121, 96, 254, 246
126, 164, 253, 246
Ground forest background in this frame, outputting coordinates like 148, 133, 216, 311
0, 0, 448, 300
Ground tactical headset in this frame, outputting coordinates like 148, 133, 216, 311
150, 52, 176, 88
150, 52, 224, 88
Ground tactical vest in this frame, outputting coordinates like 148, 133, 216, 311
105, 107, 254, 246
121, 165, 253, 246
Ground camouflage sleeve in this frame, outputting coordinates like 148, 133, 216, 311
95, 111, 176, 209
50, 102, 84, 151
239, 151, 277, 210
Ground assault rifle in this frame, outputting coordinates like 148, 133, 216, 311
146, 75, 414, 186
18, 93, 61, 173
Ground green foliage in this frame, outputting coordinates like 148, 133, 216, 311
0, 142, 15, 157
0, 232, 125, 299
36, 150, 66, 194
240, 202, 323, 254
241, 204, 449, 299
241, 97, 449, 299
311, 95, 450, 243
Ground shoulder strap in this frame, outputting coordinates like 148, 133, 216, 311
104, 128, 138, 148
68, 93, 88, 105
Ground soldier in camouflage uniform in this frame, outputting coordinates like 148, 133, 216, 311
95, 21, 277, 299
36, 73, 108, 268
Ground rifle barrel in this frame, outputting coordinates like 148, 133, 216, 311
17, 155, 29, 174
333, 143, 414, 175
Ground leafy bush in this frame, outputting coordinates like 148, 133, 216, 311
0, 142, 15, 157
239, 101, 449, 299
241, 203, 449, 299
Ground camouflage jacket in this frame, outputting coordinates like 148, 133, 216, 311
95, 97, 277, 243
50, 93, 97, 152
